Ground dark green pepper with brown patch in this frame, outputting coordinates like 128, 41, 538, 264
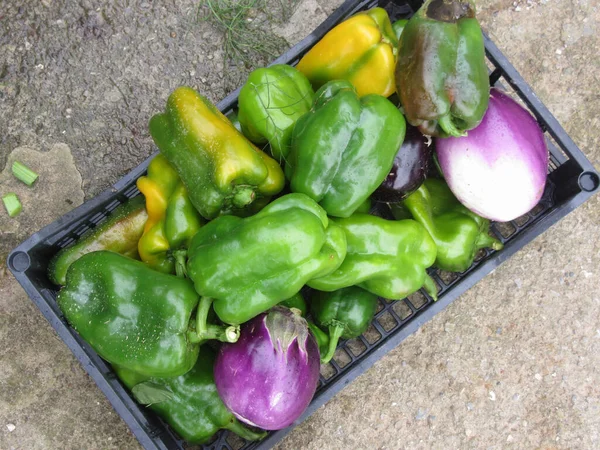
395, 0, 489, 137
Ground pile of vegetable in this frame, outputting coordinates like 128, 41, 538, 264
49, 0, 549, 444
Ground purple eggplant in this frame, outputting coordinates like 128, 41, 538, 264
373, 125, 432, 203
436, 88, 549, 222
214, 306, 320, 431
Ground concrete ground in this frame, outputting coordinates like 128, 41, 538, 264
1, 0, 599, 449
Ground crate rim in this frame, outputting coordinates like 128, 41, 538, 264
6, 0, 600, 449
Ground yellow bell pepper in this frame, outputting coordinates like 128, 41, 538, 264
296, 7, 399, 97
136, 154, 204, 276
150, 87, 285, 219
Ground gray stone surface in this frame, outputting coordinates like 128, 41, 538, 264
0, 143, 136, 448
0, 274, 138, 450
0, 144, 84, 254
0, 0, 226, 199
1, 0, 599, 449
272, 0, 329, 44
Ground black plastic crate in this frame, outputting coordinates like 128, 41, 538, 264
6, 0, 599, 449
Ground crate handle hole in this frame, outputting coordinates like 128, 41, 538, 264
578, 171, 600, 193
8, 252, 31, 272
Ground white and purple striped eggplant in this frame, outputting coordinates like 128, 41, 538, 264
214, 306, 320, 431
436, 88, 549, 222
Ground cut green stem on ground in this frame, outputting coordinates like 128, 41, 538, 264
3, 193, 22, 217
12, 161, 39, 186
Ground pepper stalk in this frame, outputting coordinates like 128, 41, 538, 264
188, 297, 240, 344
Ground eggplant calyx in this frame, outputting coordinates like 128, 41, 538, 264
289, 307, 303, 317
265, 306, 310, 358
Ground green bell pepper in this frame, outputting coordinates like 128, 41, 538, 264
238, 64, 314, 162
395, 0, 489, 137
137, 155, 204, 276
355, 197, 372, 214
392, 19, 408, 40
311, 286, 378, 363
114, 348, 266, 444
48, 196, 148, 285
391, 178, 503, 273
57, 251, 239, 377
187, 193, 347, 326
308, 213, 438, 300
279, 292, 307, 317
149, 86, 285, 219
285, 80, 406, 218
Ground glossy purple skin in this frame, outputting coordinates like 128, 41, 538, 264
214, 307, 320, 431
436, 88, 549, 222
373, 125, 432, 203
